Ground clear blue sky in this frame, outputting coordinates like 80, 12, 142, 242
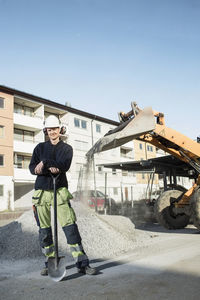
0, 0, 200, 139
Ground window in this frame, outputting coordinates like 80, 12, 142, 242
81, 120, 87, 129
74, 118, 87, 129
112, 168, 117, 175
128, 170, 135, 177
16, 155, 23, 168
0, 97, 4, 108
14, 103, 34, 116
147, 145, 153, 152
74, 118, 80, 127
45, 112, 59, 120
15, 155, 31, 169
0, 185, 3, 196
0, 154, 4, 166
14, 129, 23, 141
113, 187, 118, 195
14, 128, 34, 142
0, 125, 4, 137
14, 103, 22, 114
96, 190, 105, 197
24, 106, 34, 117
122, 170, 128, 176
139, 143, 143, 150
98, 166, 103, 173
24, 130, 34, 142
24, 156, 31, 169
96, 124, 101, 133
120, 147, 132, 158
120, 148, 126, 157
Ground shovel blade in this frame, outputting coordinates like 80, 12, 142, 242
48, 256, 67, 282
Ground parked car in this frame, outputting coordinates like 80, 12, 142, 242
72, 190, 115, 212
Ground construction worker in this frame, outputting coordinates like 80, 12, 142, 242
29, 115, 96, 276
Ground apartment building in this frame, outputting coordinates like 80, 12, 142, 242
0, 85, 143, 211
133, 140, 158, 183
0, 93, 14, 210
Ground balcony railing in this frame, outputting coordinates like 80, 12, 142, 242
14, 113, 43, 131
14, 140, 39, 154
14, 110, 43, 118
14, 168, 35, 183
14, 136, 41, 143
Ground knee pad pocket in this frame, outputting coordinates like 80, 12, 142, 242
39, 227, 53, 248
62, 223, 82, 244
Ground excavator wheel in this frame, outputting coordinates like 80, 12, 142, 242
155, 189, 190, 229
191, 188, 200, 230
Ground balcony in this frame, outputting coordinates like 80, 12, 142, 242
14, 140, 39, 154
14, 112, 43, 131
120, 144, 134, 160
14, 167, 35, 183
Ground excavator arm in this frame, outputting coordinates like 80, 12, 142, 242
86, 103, 200, 215
87, 102, 200, 174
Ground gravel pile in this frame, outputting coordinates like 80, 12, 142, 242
0, 200, 151, 261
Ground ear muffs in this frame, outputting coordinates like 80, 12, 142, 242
43, 128, 47, 135
60, 126, 66, 135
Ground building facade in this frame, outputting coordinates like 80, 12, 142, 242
0, 92, 14, 210
0, 85, 148, 211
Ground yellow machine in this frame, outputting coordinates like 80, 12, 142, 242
86, 103, 200, 230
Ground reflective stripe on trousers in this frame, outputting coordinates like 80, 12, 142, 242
69, 243, 88, 263
42, 244, 55, 257
41, 242, 88, 263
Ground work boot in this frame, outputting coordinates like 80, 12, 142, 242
77, 265, 97, 275
40, 261, 48, 276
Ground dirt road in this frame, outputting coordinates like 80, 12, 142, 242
1, 224, 200, 300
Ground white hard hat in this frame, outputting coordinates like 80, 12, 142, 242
44, 115, 60, 128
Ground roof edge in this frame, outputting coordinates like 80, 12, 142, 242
0, 85, 119, 126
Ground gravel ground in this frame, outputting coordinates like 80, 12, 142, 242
1, 198, 200, 300
0, 223, 200, 300
0, 200, 153, 262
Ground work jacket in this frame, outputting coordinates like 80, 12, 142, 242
29, 140, 73, 190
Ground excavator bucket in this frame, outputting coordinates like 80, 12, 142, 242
86, 107, 155, 159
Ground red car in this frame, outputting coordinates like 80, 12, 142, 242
72, 190, 108, 212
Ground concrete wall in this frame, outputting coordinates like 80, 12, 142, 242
0, 176, 14, 211
14, 183, 34, 208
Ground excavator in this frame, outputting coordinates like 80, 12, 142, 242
86, 103, 200, 230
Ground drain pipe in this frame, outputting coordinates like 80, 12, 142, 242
91, 117, 97, 212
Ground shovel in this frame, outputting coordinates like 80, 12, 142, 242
48, 173, 67, 282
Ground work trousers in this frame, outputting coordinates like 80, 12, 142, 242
32, 187, 89, 268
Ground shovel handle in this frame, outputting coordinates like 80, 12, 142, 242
51, 173, 60, 268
